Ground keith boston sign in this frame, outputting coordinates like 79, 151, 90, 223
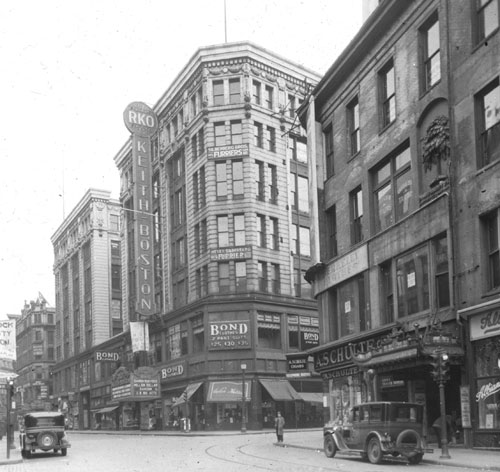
123, 102, 158, 317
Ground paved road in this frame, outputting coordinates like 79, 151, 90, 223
4, 431, 490, 472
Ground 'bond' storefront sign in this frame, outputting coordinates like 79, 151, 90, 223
208, 320, 251, 350
207, 143, 249, 159
95, 351, 120, 362
160, 362, 186, 381
123, 102, 158, 317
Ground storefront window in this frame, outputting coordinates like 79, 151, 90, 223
475, 338, 500, 429
328, 373, 363, 424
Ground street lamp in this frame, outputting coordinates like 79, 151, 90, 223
430, 349, 451, 459
241, 363, 247, 433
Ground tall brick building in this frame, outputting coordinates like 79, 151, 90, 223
301, 0, 500, 449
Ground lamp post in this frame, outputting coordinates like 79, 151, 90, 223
431, 348, 451, 459
241, 363, 247, 433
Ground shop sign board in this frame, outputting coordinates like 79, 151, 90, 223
470, 310, 500, 340
0, 320, 16, 361
287, 356, 308, 371
208, 320, 251, 350
207, 143, 249, 159
460, 385, 472, 428
95, 351, 120, 362
210, 246, 252, 261
123, 101, 158, 318
160, 362, 186, 381
207, 381, 251, 402
301, 330, 319, 348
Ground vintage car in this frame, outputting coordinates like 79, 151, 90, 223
19, 412, 71, 458
323, 402, 432, 465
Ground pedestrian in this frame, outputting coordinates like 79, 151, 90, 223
274, 411, 285, 443
432, 414, 453, 447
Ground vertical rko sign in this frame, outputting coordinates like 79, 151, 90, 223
123, 102, 158, 318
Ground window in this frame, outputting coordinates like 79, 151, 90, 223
173, 188, 184, 226
421, 15, 441, 91
297, 175, 309, 213
232, 160, 243, 198
288, 134, 307, 163
265, 126, 276, 152
214, 122, 226, 146
347, 97, 360, 155
192, 315, 205, 353
255, 160, 265, 200
294, 269, 312, 298
270, 263, 280, 293
218, 262, 230, 292
269, 217, 279, 250
252, 80, 261, 105
257, 214, 266, 247
191, 133, 198, 160
217, 215, 229, 247
236, 261, 247, 292
111, 264, 121, 291
190, 93, 197, 118
288, 94, 296, 118
213, 80, 224, 105
434, 236, 450, 308
230, 120, 242, 144
166, 323, 188, 360
380, 60, 396, 128
350, 187, 363, 244
291, 223, 298, 255
265, 85, 274, 110
288, 315, 319, 350
329, 273, 367, 338
326, 205, 338, 259
216, 162, 228, 199
268, 164, 278, 203
196, 264, 209, 298
396, 246, 430, 317
198, 127, 205, 155
257, 312, 281, 349
229, 78, 240, 104
200, 218, 208, 254
475, 0, 499, 43
193, 171, 199, 211
373, 145, 413, 232
324, 125, 334, 177
299, 226, 310, 257
234, 214, 245, 246
380, 261, 394, 324
199, 166, 206, 208
254, 122, 263, 148
484, 210, 500, 290
258, 261, 268, 291
110, 214, 120, 232
477, 79, 500, 167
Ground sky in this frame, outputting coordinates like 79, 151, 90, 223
0, 0, 363, 315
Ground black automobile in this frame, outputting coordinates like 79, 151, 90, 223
323, 402, 432, 465
19, 412, 71, 458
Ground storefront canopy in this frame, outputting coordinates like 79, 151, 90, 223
296, 392, 323, 404
259, 379, 301, 401
172, 381, 203, 407
94, 406, 119, 414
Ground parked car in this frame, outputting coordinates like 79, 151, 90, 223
19, 412, 71, 458
323, 402, 432, 465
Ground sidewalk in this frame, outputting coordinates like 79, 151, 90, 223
278, 429, 500, 470
0, 439, 22, 466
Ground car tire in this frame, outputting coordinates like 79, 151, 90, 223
324, 434, 337, 458
37, 431, 57, 450
408, 453, 423, 465
61, 448, 67, 456
367, 437, 383, 464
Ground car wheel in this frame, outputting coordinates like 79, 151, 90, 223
61, 448, 67, 456
25, 449, 31, 459
367, 437, 383, 464
324, 434, 337, 458
37, 431, 57, 450
408, 453, 423, 465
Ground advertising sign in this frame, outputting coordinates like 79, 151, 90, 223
208, 320, 251, 350
207, 381, 251, 402
95, 351, 120, 362
210, 246, 252, 261
0, 320, 16, 361
130, 321, 149, 352
287, 356, 308, 371
207, 143, 249, 159
460, 385, 472, 428
123, 101, 158, 318
160, 362, 186, 381
470, 310, 500, 340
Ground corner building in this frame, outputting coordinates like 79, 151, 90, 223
114, 42, 322, 431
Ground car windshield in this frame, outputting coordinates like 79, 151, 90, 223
24, 415, 65, 428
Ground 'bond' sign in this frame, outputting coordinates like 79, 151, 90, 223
124, 102, 158, 317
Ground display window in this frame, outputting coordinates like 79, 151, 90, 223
474, 337, 500, 430
328, 373, 363, 424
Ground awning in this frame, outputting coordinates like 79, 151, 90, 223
172, 382, 203, 407
259, 379, 301, 401
296, 392, 323, 404
93, 406, 119, 414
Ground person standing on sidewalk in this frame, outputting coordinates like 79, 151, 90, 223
274, 411, 285, 443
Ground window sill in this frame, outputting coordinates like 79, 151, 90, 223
379, 119, 396, 136
419, 79, 442, 100
347, 150, 361, 163
472, 27, 499, 53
